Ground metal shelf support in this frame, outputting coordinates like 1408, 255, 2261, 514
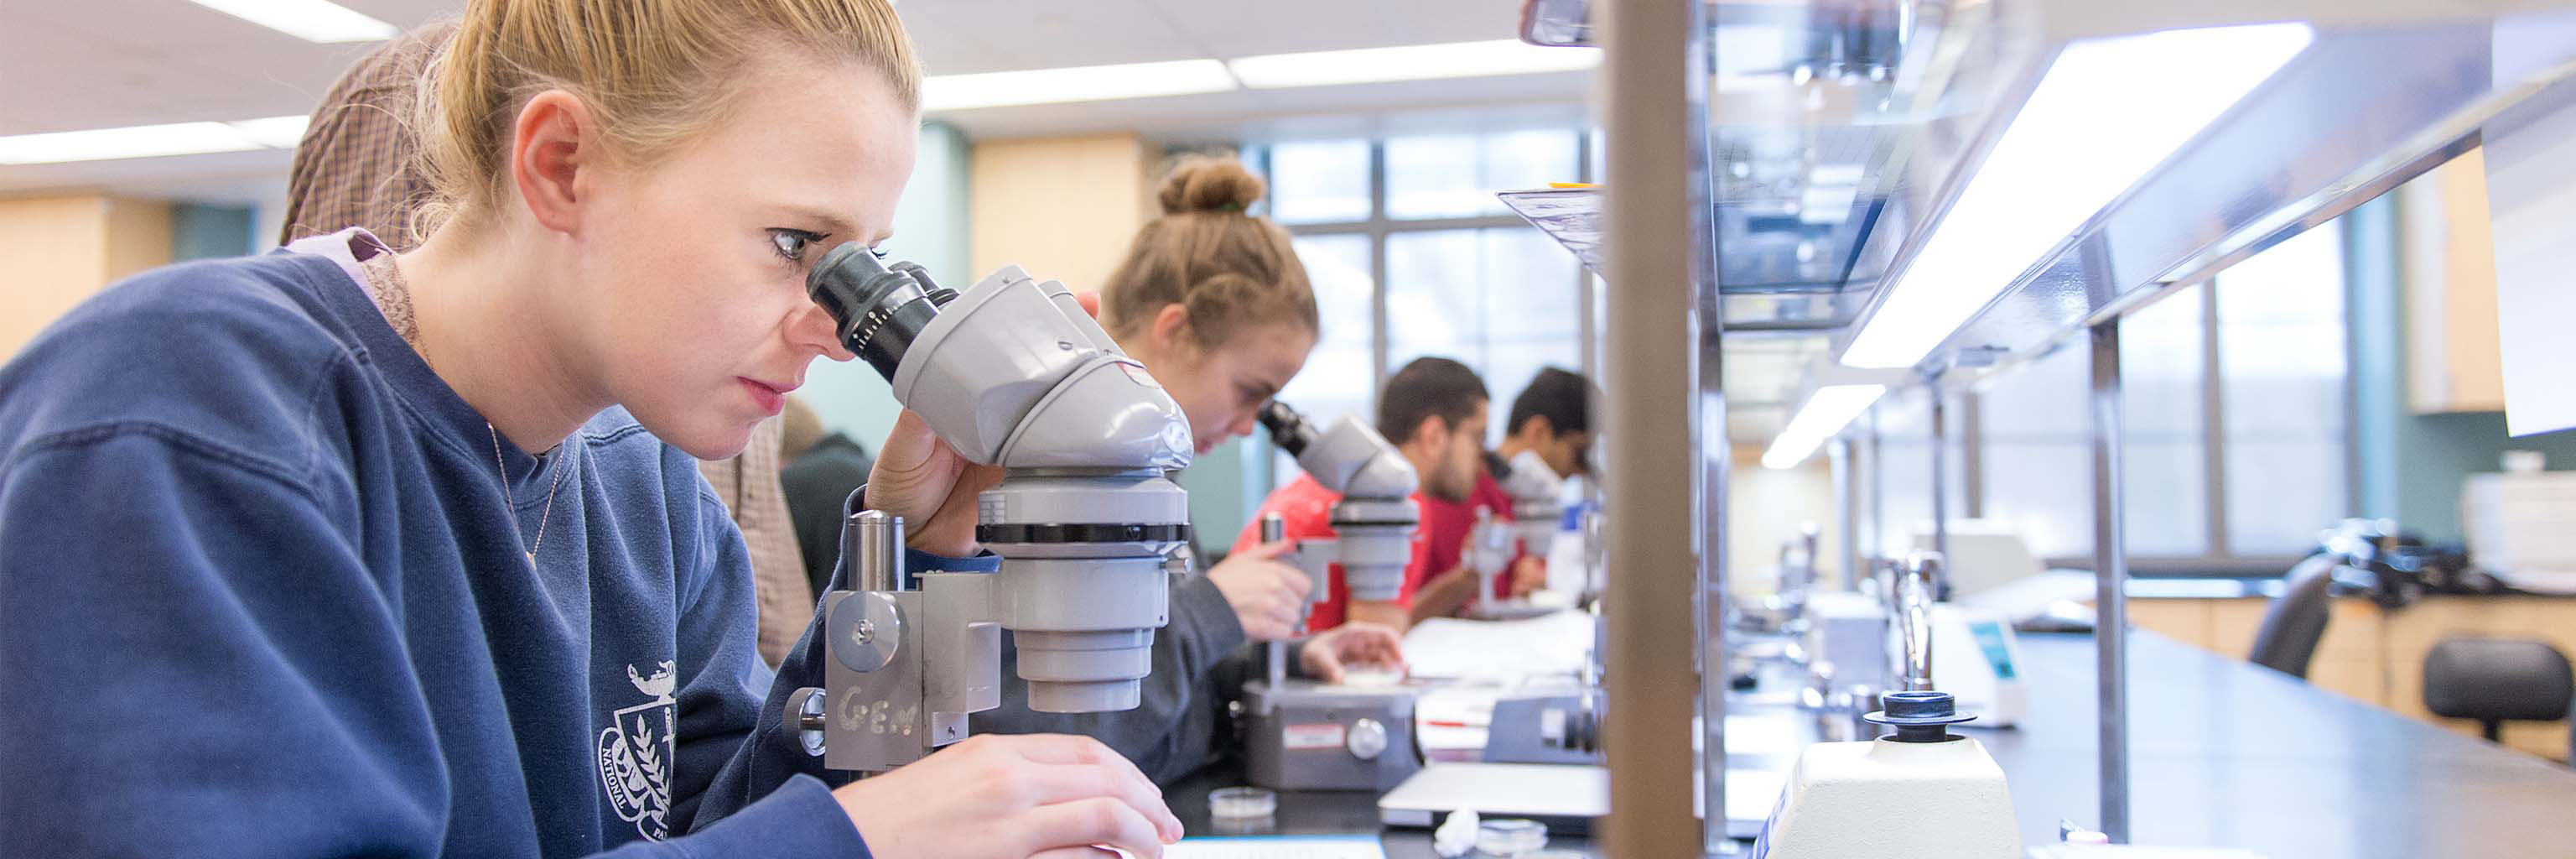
2090, 320, 2132, 843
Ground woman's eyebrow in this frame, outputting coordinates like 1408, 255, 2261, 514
775, 203, 860, 240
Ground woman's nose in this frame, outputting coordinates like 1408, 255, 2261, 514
789, 303, 857, 362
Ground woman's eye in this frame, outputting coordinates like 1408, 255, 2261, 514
768, 228, 824, 264
869, 245, 891, 260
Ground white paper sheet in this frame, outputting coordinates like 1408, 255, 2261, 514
2485, 24, 2576, 436
1400, 610, 1595, 680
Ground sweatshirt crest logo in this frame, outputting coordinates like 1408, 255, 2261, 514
597, 660, 678, 841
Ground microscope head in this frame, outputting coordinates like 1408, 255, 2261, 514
809, 244, 1192, 712
1257, 400, 1420, 601
1256, 400, 1418, 499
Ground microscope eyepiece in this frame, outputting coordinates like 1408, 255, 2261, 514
808, 242, 952, 380
1257, 400, 1315, 456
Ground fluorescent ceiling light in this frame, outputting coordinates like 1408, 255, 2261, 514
0, 122, 262, 165
924, 60, 1237, 111
227, 115, 311, 149
1762, 384, 1887, 470
1228, 39, 1599, 89
1838, 23, 2313, 369
184, 0, 398, 44
0, 115, 317, 164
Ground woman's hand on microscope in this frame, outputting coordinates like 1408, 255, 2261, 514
865, 409, 1002, 557
1208, 539, 1313, 641
863, 292, 1105, 559
1300, 622, 1406, 685
834, 732, 1183, 858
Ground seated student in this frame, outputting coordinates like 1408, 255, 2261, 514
1498, 367, 1594, 484
0, 1, 1183, 856
1233, 357, 1497, 632
1447, 365, 1598, 604
958, 156, 1402, 787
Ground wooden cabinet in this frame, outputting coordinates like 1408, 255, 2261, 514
2127, 595, 2576, 761
2399, 146, 2508, 414
0, 195, 171, 359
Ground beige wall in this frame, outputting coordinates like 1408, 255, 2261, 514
0, 195, 171, 359
968, 133, 1153, 294
1728, 443, 1843, 598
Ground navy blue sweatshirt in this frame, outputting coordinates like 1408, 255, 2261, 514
0, 250, 984, 856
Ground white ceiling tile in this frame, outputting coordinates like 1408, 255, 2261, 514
899, 0, 1209, 75
1143, 0, 1527, 57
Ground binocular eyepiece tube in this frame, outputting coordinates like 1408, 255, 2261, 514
808, 242, 957, 380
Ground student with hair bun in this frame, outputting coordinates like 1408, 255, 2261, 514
881, 154, 1404, 785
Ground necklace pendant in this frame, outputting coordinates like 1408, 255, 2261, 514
525, 550, 537, 566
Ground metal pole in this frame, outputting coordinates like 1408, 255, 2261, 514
2089, 320, 2132, 843
1866, 410, 1883, 565
1601, 0, 1716, 852
1928, 384, 1950, 587
1830, 436, 1858, 590
852, 510, 902, 592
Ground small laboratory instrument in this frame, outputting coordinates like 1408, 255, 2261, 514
1804, 554, 2026, 727
1753, 553, 2023, 859
1495, 449, 1566, 560
1912, 521, 2046, 600
782, 247, 1193, 772
1239, 399, 1426, 790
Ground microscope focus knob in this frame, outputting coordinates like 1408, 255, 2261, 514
1347, 717, 1388, 760
787, 687, 828, 757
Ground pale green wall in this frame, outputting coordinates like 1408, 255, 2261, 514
801, 122, 971, 445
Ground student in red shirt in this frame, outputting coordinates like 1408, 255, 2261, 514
1233, 357, 1495, 631
1467, 367, 1599, 601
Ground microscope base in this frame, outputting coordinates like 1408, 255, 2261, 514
1241, 679, 1421, 791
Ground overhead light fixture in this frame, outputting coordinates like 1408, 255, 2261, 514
0, 122, 264, 165
226, 115, 312, 149
183, 0, 399, 44
1228, 39, 1599, 89
0, 115, 319, 165
1761, 384, 1888, 470
1838, 23, 2314, 369
924, 60, 1237, 112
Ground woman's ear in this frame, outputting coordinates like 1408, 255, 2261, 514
509, 89, 592, 234
1150, 303, 1192, 355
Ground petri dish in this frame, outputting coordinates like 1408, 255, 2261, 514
1208, 786, 1277, 819
1475, 818, 1549, 855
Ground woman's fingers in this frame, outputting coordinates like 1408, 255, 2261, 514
1028, 847, 1118, 859
1018, 797, 1167, 858
991, 737, 1181, 841
1018, 763, 1183, 843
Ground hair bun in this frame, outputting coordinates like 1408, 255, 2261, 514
1157, 154, 1267, 216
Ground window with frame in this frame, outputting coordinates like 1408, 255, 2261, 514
1883, 222, 2352, 571
1249, 132, 1596, 487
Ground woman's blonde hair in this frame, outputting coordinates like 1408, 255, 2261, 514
1099, 155, 1320, 351
416, 0, 920, 234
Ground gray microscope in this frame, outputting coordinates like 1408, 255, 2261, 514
782, 245, 1195, 773
1238, 399, 1426, 791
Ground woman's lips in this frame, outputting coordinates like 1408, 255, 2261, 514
739, 377, 788, 415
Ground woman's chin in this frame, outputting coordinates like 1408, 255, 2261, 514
652, 416, 755, 462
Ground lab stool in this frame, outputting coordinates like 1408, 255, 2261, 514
2420, 636, 2573, 743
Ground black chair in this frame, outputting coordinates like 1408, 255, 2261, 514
2249, 555, 2337, 679
2422, 636, 2574, 742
